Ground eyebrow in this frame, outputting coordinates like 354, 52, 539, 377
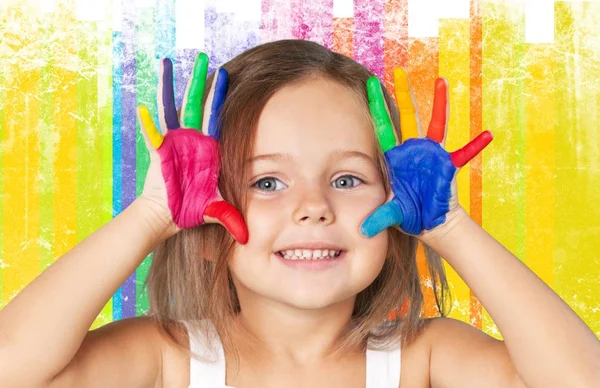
247, 149, 376, 165
247, 153, 292, 164
330, 149, 377, 165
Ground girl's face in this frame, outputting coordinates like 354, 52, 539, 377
229, 76, 389, 312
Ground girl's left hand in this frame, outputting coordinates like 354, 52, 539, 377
360, 69, 493, 239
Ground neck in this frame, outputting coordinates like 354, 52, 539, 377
231, 284, 364, 366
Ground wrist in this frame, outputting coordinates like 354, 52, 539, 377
133, 196, 180, 242
419, 206, 471, 248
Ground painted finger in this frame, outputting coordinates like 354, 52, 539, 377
158, 58, 180, 132
427, 78, 448, 146
450, 130, 494, 168
359, 200, 404, 238
203, 200, 249, 244
137, 105, 164, 149
367, 76, 399, 153
181, 52, 209, 130
393, 68, 421, 141
200, 68, 228, 140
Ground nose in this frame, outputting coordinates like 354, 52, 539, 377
292, 187, 335, 225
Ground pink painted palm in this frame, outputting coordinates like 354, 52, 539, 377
137, 53, 248, 244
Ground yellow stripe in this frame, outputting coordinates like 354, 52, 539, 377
554, 3, 600, 337
52, 6, 78, 281
524, 44, 554, 287
2, 3, 41, 304
439, 19, 471, 323
481, 2, 525, 339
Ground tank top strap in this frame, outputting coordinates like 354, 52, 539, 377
365, 341, 402, 388
182, 319, 400, 387
182, 320, 229, 388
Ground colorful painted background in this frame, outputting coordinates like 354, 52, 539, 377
0, 0, 598, 339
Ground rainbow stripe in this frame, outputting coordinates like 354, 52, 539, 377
0, 0, 598, 338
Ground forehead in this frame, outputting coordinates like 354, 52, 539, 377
253, 77, 377, 157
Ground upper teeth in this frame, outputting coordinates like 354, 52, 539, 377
279, 249, 341, 260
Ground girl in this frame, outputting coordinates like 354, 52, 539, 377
0, 39, 598, 388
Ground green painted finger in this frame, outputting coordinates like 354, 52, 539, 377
182, 52, 209, 129
366, 76, 396, 153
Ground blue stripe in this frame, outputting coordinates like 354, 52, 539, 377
111, 30, 124, 321
121, 1, 138, 319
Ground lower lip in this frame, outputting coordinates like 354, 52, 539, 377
275, 251, 346, 271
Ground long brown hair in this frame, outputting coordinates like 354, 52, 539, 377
146, 39, 450, 364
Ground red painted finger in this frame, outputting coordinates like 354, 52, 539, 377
426, 78, 448, 144
204, 200, 249, 244
450, 130, 494, 168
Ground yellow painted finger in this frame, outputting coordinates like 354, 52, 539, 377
138, 105, 164, 149
394, 68, 420, 141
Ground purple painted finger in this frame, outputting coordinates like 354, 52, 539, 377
162, 58, 180, 130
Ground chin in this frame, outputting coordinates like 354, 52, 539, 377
258, 282, 362, 312
277, 292, 346, 310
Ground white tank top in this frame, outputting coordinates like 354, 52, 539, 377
183, 320, 401, 388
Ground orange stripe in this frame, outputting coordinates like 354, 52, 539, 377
408, 38, 439, 137
416, 243, 439, 317
332, 17, 354, 59
383, 0, 408, 96
469, 0, 483, 329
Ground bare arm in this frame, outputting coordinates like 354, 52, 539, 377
424, 208, 600, 387
0, 197, 177, 387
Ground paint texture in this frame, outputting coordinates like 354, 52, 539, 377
0, 0, 598, 340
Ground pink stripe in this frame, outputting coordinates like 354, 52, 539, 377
261, 0, 294, 42
354, 0, 385, 78
291, 0, 334, 49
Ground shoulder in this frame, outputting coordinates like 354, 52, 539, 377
93, 316, 193, 388
48, 316, 178, 388
157, 319, 194, 388
419, 317, 525, 388
92, 316, 192, 385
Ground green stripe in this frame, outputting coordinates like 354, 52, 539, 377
97, 7, 115, 327
135, 6, 157, 316
76, 19, 112, 328
76, 17, 103, 304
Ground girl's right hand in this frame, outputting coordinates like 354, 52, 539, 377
136, 53, 249, 244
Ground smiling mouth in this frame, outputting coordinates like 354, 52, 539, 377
275, 249, 344, 260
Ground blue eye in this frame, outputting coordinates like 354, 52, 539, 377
332, 175, 363, 189
252, 177, 287, 192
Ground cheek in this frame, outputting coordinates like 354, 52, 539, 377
335, 185, 387, 227
244, 196, 283, 236
235, 196, 285, 263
